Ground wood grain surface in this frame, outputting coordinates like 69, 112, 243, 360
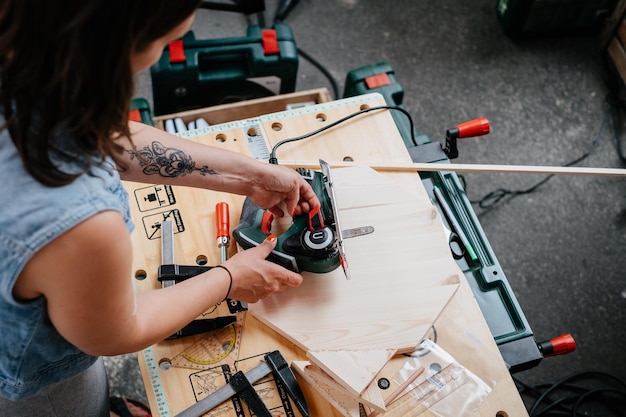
127, 93, 529, 417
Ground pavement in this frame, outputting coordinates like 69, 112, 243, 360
105, 0, 626, 412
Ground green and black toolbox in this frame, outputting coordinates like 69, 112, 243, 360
150, 23, 298, 116
343, 62, 430, 149
495, 0, 618, 39
344, 62, 543, 373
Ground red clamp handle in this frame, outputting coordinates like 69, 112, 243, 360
215, 202, 230, 239
538, 333, 576, 357
444, 117, 491, 159
456, 117, 490, 138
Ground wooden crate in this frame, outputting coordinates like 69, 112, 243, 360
153, 88, 331, 131
604, 1, 626, 87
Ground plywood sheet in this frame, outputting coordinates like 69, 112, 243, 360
249, 166, 460, 397
127, 93, 529, 417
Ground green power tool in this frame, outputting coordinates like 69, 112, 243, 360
232, 165, 341, 274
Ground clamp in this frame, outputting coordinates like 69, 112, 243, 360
173, 350, 310, 417
159, 221, 240, 340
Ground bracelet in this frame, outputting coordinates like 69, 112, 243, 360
214, 265, 233, 302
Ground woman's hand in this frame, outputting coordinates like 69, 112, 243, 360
222, 235, 303, 303
247, 164, 321, 218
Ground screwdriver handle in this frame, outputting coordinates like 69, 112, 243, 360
456, 117, 490, 138
216, 202, 230, 239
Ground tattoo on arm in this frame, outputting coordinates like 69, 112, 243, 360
126, 141, 218, 178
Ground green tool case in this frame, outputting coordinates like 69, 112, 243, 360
495, 0, 617, 38
150, 23, 298, 116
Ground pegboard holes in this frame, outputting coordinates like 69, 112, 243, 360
134, 270, 147, 281
196, 255, 208, 266
271, 122, 283, 131
159, 358, 172, 371
316, 113, 327, 122
215, 133, 227, 143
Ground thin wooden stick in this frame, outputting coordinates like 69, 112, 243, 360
367, 367, 425, 417
279, 160, 626, 177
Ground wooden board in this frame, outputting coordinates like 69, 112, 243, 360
127, 93, 529, 417
248, 165, 460, 400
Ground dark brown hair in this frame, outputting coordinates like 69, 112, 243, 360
0, 0, 201, 186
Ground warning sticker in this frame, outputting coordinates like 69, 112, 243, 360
134, 185, 176, 212
141, 209, 185, 240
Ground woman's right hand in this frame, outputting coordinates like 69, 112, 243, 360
221, 235, 303, 303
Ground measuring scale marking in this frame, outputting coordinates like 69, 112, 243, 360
178, 93, 386, 161
142, 346, 172, 417
170, 315, 244, 370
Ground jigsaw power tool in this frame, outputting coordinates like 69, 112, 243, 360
233, 166, 341, 274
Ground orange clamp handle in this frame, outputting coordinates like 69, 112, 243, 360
539, 333, 576, 357
457, 117, 490, 138
215, 202, 230, 238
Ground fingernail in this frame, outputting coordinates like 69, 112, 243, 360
267, 234, 277, 242
291, 208, 297, 217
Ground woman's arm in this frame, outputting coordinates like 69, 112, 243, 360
120, 121, 319, 217
14, 210, 302, 356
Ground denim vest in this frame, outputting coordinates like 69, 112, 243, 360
0, 120, 134, 400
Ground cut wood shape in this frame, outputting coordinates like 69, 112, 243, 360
249, 167, 461, 398
292, 361, 364, 417
307, 348, 396, 402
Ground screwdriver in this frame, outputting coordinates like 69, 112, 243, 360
216, 202, 247, 313
216, 202, 230, 263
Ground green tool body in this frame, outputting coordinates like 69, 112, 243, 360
233, 168, 340, 274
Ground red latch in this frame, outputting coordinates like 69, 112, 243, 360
168, 40, 186, 63
365, 73, 391, 89
128, 109, 141, 122
262, 29, 280, 55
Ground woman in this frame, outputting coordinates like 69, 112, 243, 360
0, 1, 318, 415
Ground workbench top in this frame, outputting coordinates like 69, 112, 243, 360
125, 93, 528, 417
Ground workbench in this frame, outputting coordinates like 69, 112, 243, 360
125, 92, 529, 417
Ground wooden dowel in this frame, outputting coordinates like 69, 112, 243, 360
367, 367, 425, 417
279, 160, 626, 177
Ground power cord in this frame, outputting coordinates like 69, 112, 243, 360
273, 1, 341, 99
462, 108, 610, 210
514, 371, 626, 417
296, 47, 340, 99
268, 105, 415, 164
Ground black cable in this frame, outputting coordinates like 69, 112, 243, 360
272, 1, 341, 99
514, 371, 626, 417
466, 109, 609, 210
297, 47, 340, 100
268, 105, 415, 164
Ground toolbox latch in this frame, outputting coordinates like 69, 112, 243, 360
128, 109, 142, 122
365, 73, 391, 89
168, 39, 186, 64
262, 29, 280, 55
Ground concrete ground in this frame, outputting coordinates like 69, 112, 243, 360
106, 0, 626, 413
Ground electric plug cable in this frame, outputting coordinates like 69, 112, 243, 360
268, 105, 415, 164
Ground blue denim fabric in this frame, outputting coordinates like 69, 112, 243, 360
0, 122, 134, 400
